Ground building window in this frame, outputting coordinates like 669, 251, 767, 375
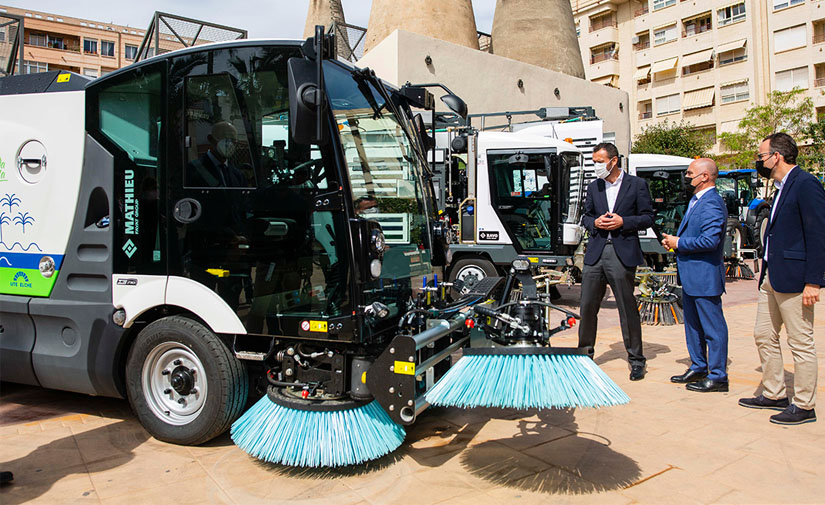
634, 32, 650, 50
101, 67, 116, 77
22, 60, 48, 74
816, 106, 825, 120
653, 0, 676, 11
84, 38, 98, 54
590, 12, 617, 32
719, 47, 747, 65
814, 20, 825, 45
101, 40, 115, 57
721, 81, 749, 103
639, 100, 653, 120
684, 60, 714, 75
775, 66, 809, 91
125, 44, 138, 60
28, 32, 47, 47
654, 24, 678, 45
774, 25, 807, 53
718, 3, 746, 27
47, 35, 65, 50
683, 12, 712, 37
656, 93, 680, 116
83, 68, 99, 79
695, 127, 717, 146
0, 27, 5, 43
590, 43, 618, 64
576, 22, 580, 37
815, 63, 825, 88
773, 0, 804, 10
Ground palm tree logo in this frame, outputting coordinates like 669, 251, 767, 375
13, 212, 35, 233
0, 212, 9, 244
1, 193, 21, 213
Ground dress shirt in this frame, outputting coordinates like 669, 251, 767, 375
764, 166, 796, 261
605, 170, 624, 213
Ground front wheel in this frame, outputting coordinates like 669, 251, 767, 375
754, 208, 770, 256
125, 316, 248, 445
448, 257, 498, 297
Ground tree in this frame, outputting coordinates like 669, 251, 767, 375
718, 87, 814, 170
800, 118, 825, 183
631, 119, 712, 158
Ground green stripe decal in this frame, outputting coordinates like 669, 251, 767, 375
0, 267, 59, 297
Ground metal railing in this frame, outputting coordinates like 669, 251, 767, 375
589, 18, 618, 32
639, 111, 653, 119
815, 77, 825, 88
813, 33, 825, 44
633, 40, 650, 50
26, 39, 81, 53
682, 23, 712, 37
590, 51, 618, 64
634, 6, 649, 17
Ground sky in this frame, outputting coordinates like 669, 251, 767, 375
16, 1, 497, 39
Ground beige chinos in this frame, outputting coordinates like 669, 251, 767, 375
753, 272, 817, 409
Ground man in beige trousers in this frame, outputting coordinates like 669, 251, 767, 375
738, 133, 825, 425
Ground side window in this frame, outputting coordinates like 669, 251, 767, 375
96, 65, 164, 273
185, 74, 255, 188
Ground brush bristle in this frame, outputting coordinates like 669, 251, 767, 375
230, 398, 405, 467
425, 353, 630, 409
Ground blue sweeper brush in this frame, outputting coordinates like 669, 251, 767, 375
231, 386, 405, 467
425, 346, 629, 409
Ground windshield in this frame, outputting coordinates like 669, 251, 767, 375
489, 151, 557, 251
637, 167, 689, 235
324, 62, 434, 315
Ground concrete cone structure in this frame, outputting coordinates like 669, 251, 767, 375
365, 0, 479, 52
303, 0, 352, 59
491, 0, 585, 79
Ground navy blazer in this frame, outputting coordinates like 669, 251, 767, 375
675, 188, 727, 297
582, 173, 654, 267
759, 167, 825, 293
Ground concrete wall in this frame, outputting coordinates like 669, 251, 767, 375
365, 0, 479, 52
358, 30, 631, 153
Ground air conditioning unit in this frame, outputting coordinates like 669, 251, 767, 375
632, 35, 640, 44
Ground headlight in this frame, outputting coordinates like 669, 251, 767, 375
370, 258, 382, 278
512, 257, 531, 273
371, 230, 386, 254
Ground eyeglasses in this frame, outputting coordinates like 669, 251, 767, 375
756, 151, 776, 161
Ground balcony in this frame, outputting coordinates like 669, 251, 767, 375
634, 6, 649, 17
633, 40, 650, 51
590, 18, 618, 33
815, 77, 825, 88
814, 33, 825, 45
591, 52, 619, 64
682, 24, 712, 38
639, 111, 653, 119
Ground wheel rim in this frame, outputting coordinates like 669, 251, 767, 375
455, 264, 487, 294
733, 228, 743, 256
141, 341, 208, 425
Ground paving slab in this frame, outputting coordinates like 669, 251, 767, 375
2, 279, 824, 504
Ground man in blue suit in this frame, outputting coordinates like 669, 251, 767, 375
662, 158, 729, 393
739, 133, 825, 425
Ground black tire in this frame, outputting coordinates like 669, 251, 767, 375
725, 217, 743, 258
448, 257, 498, 296
754, 207, 770, 256
125, 316, 248, 445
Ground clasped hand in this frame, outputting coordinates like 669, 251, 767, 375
595, 213, 623, 231
661, 233, 679, 251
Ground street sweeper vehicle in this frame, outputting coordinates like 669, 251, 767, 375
0, 28, 628, 468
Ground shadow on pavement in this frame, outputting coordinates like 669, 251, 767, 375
459, 409, 642, 495
595, 340, 671, 366
0, 420, 148, 505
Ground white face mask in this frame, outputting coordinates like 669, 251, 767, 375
215, 138, 236, 159
593, 162, 611, 180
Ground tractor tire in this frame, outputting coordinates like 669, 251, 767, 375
754, 207, 770, 256
125, 316, 248, 446
724, 217, 742, 259
448, 257, 498, 297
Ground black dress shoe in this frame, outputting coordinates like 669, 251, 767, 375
629, 365, 646, 381
769, 405, 816, 425
686, 378, 729, 393
670, 369, 708, 384
738, 395, 789, 411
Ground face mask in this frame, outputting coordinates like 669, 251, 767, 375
215, 138, 236, 159
682, 173, 699, 197
755, 154, 774, 179
593, 162, 611, 180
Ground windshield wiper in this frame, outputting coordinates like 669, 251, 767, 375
353, 68, 385, 119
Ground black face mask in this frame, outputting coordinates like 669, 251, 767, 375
682, 173, 699, 198
755, 157, 774, 179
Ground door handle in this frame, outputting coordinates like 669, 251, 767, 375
173, 198, 202, 224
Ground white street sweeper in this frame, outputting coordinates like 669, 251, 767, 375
0, 28, 627, 467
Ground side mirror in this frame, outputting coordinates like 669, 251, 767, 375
440, 94, 468, 120
288, 57, 328, 146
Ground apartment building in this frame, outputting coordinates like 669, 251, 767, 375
571, 0, 825, 151
0, 4, 145, 78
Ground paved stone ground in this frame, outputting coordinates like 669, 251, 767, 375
2, 278, 824, 505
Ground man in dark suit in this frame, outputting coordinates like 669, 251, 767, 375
187, 121, 247, 188
579, 143, 654, 380
739, 133, 825, 425
662, 158, 729, 392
